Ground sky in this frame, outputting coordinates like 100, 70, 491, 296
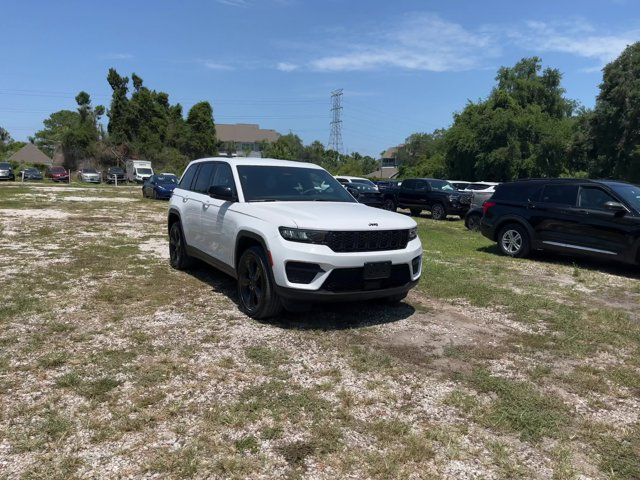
1, 0, 639, 157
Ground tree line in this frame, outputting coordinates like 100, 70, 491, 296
397, 42, 640, 184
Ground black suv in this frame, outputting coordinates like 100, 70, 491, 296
382, 178, 472, 219
481, 179, 640, 264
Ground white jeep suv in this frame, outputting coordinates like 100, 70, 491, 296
168, 158, 422, 319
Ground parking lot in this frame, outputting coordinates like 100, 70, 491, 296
1, 182, 639, 479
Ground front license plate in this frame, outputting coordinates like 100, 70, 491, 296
363, 261, 392, 280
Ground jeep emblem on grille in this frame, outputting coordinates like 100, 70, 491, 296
369, 223, 378, 226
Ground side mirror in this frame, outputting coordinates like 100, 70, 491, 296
208, 185, 236, 202
604, 201, 627, 215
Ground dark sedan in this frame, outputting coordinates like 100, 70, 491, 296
346, 183, 385, 208
19, 167, 43, 181
143, 174, 178, 199
105, 166, 126, 184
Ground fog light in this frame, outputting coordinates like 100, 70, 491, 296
285, 262, 324, 284
412, 255, 421, 275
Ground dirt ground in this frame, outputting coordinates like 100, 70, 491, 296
0, 183, 638, 479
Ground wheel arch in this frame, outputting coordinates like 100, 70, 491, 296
493, 215, 535, 243
167, 208, 181, 235
235, 230, 270, 270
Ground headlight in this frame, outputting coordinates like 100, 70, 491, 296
408, 227, 418, 240
279, 227, 327, 244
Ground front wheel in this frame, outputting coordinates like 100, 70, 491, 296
237, 246, 282, 319
169, 222, 193, 270
465, 213, 481, 231
498, 223, 531, 258
431, 203, 446, 221
382, 198, 396, 211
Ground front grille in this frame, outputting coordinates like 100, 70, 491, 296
322, 264, 411, 292
459, 193, 473, 205
324, 230, 409, 253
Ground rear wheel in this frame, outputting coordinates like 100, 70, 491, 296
237, 246, 283, 319
169, 222, 193, 270
382, 198, 396, 211
431, 203, 446, 220
498, 223, 530, 258
409, 208, 422, 216
465, 212, 482, 231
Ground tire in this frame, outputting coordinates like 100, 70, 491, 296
431, 203, 446, 221
382, 198, 396, 212
152, 189, 157, 200
410, 208, 422, 216
237, 246, 283, 319
497, 223, 531, 258
168, 221, 194, 270
465, 213, 482, 232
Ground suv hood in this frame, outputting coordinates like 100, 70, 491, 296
240, 201, 416, 230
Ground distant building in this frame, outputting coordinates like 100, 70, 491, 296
8, 143, 53, 166
217, 124, 281, 157
365, 144, 403, 179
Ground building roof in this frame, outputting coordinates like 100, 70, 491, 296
8, 143, 52, 166
216, 124, 281, 143
365, 167, 399, 179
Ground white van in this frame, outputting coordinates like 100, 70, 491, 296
126, 160, 154, 183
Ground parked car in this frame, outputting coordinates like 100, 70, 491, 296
104, 166, 126, 184
77, 168, 101, 183
168, 157, 422, 319
45, 166, 69, 182
450, 180, 471, 191
345, 182, 385, 208
381, 178, 472, 219
0, 162, 15, 181
335, 176, 379, 190
481, 178, 640, 264
464, 206, 483, 231
376, 180, 402, 191
143, 174, 178, 199
464, 182, 500, 208
19, 167, 43, 181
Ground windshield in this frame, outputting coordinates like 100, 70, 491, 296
109, 167, 123, 173
466, 183, 492, 190
349, 183, 378, 193
83, 169, 98, 174
452, 182, 470, 190
0, 163, 10, 169
51, 167, 65, 173
351, 179, 377, 188
157, 175, 177, 184
610, 184, 640, 211
238, 165, 356, 203
429, 180, 455, 192
26, 168, 39, 173
137, 168, 153, 175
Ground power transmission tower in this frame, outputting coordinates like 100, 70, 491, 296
328, 88, 343, 153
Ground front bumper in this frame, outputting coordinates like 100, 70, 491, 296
155, 189, 173, 199
270, 235, 423, 298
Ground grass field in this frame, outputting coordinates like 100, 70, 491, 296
0, 182, 639, 479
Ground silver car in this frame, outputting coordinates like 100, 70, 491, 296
77, 168, 101, 183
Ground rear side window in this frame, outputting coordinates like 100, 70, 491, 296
179, 164, 198, 190
541, 185, 578, 206
192, 162, 217, 194
401, 179, 415, 190
493, 183, 542, 202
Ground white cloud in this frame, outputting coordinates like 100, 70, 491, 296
104, 53, 133, 60
309, 13, 498, 72
509, 19, 638, 65
199, 60, 234, 71
216, 0, 250, 7
276, 62, 298, 72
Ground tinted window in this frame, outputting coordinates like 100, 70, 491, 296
192, 162, 217, 194
609, 184, 640, 211
466, 183, 492, 190
415, 181, 428, 191
579, 187, 616, 210
179, 164, 198, 190
212, 163, 236, 194
156, 174, 177, 184
541, 185, 578, 206
401, 179, 415, 190
351, 179, 376, 187
237, 166, 355, 202
492, 183, 541, 202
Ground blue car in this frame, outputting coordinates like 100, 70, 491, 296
142, 174, 178, 199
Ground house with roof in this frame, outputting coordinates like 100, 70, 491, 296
365, 145, 403, 179
7, 143, 53, 167
217, 124, 281, 157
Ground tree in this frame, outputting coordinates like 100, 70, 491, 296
106, 68, 130, 145
444, 57, 576, 181
32, 110, 80, 157
262, 133, 304, 160
183, 102, 217, 159
590, 42, 640, 182
397, 130, 447, 178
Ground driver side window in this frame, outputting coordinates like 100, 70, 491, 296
212, 163, 236, 194
579, 187, 617, 211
